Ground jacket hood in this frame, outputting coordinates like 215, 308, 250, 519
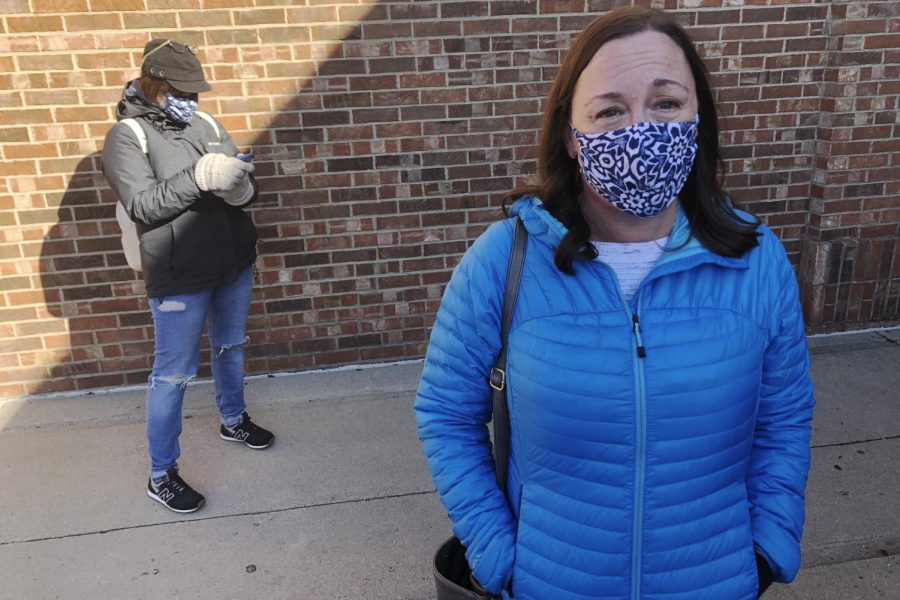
115, 80, 169, 125
509, 195, 751, 272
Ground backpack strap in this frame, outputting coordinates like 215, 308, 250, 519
115, 118, 147, 271
121, 113, 220, 150
119, 118, 148, 153
194, 111, 220, 141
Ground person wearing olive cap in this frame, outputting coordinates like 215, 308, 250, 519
102, 39, 274, 513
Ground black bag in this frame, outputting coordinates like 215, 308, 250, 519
431, 217, 528, 600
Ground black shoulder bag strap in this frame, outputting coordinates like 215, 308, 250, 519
488, 217, 528, 491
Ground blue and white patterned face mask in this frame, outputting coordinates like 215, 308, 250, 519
162, 92, 198, 123
572, 115, 699, 218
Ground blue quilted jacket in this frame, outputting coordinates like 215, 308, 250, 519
415, 197, 814, 600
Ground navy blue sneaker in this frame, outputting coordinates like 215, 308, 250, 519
147, 468, 205, 513
220, 412, 274, 449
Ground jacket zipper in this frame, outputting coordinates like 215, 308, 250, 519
594, 260, 648, 600
632, 314, 647, 358
630, 298, 647, 600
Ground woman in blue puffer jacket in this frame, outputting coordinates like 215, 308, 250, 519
414, 7, 814, 600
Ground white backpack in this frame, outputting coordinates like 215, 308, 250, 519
115, 112, 220, 272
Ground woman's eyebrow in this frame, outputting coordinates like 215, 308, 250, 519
653, 78, 689, 93
585, 91, 625, 106
584, 79, 688, 107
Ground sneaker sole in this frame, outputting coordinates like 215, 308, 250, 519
147, 489, 205, 513
219, 432, 273, 449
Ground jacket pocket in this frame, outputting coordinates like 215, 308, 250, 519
171, 205, 230, 280
742, 505, 763, 600
168, 222, 176, 271
140, 222, 174, 273
510, 484, 535, 598
227, 205, 258, 268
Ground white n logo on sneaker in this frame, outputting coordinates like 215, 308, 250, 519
234, 430, 249, 441
158, 488, 175, 502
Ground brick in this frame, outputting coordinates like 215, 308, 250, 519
49, 71, 105, 88
363, 22, 412, 40
414, 20, 462, 37
326, 157, 373, 172
463, 19, 512, 35
23, 89, 80, 106
865, 34, 900, 49
179, 10, 230, 27
369, 57, 417, 74
741, 7, 785, 23
492, 1, 539, 15
697, 9, 741, 25
0, 127, 30, 143
32, 0, 88, 10
337, 5, 385, 22
17, 54, 75, 72
64, 13, 121, 31
7, 16, 64, 33
122, 12, 177, 29
0, 108, 53, 126
539, 0, 586, 13
766, 22, 810, 38
75, 52, 134, 70
233, 8, 286, 26
785, 6, 827, 21
350, 74, 397, 91
390, 3, 439, 20
91, 0, 143, 8
0, 36, 40, 53
211, 28, 272, 44
317, 59, 366, 76
0, 0, 29, 13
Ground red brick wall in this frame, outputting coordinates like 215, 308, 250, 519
1, 1, 897, 398
798, 1, 900, 329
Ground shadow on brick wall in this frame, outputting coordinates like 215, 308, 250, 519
31, 1, 455, 398
801, 237, 900, 332
36, 153, 152, 397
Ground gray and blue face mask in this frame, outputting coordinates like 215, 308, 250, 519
162, 92, 198, 123
572, 115, 700, 218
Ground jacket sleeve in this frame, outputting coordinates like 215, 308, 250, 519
747, 234, 815, 583
210, 114, 259, 209
101, 121, 201, 226
414, 220, 516, 594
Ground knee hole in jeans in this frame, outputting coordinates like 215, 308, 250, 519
149, 374, 196, 390
156, 300, 187, 312
214, 335, 250, 357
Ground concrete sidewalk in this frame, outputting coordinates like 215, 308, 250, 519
0, 329, 897, 599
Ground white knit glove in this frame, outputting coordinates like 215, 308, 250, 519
218, 176, 254, 206
195, 153, 254, 192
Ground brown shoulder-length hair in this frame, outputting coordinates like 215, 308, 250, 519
138, 74, 171, 106
511, 6, 759, 275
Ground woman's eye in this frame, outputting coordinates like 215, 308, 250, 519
657, 100, 682, 110
594, 108, 622, 119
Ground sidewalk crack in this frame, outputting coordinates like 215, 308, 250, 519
875, 332, 898, 345
812, 434, 900, 449
0, 489, 436, 547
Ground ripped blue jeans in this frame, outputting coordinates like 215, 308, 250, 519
147, 266, 253, 478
